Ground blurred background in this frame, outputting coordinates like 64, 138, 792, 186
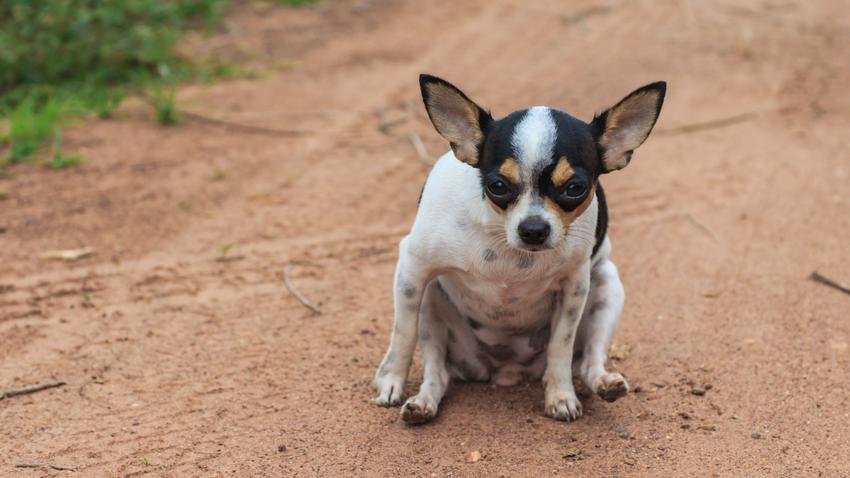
1, 0, 848, 476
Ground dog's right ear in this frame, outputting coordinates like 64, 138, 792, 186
420, 74, 493, 166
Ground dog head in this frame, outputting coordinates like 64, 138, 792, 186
420, 74, 666, 251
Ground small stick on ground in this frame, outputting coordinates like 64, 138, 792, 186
181, 110, 311, 137
659, 112, 758, 136
810, 271, 850, 297
15, 463, 77, 471
1, 381, 65, 400
283, 263, 321, 315
684, 212, 717, 241
407, 132, 434, 165
375, 108, 408, 134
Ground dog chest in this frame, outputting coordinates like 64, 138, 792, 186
437, 270, 561, 329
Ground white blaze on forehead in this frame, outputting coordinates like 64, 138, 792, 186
510, 107, 556, 178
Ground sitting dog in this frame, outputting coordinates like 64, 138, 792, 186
374, 74, 666, 424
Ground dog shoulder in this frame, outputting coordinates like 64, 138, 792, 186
405, 152, 481, 262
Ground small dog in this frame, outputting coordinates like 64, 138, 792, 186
374, 74, 666, 424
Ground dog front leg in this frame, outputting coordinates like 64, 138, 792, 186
373, 237, 431, 406
543, 262, 591, 421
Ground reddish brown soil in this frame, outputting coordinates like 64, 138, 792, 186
2, 1, 850, 476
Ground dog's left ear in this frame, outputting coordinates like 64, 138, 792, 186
420, 74, 493, 166
590, 82, 666, 173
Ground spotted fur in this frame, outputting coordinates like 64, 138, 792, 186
374, 74, 665, 424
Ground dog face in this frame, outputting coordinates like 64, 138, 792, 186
420, 74, 666, 251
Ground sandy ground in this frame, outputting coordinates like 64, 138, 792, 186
2, 0, 850, 476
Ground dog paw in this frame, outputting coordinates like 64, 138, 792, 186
544, 389, 583, 422
400, 395, 437, 425
373, 373, 405, 407
594, 372, 629, 403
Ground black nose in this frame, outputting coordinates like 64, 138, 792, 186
518, 217, 551, 245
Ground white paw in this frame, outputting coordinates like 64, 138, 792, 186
400, 394, 438, 424
544, 388, 583, 422
373, 371, 405, 406
594, 372, 629, 403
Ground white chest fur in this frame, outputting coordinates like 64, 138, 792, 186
438, 247, 571, 330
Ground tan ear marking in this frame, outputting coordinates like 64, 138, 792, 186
551, 157, 575, 187
498, 158, 521, 184
425, 82, 483, 165
598, 89, 661, 171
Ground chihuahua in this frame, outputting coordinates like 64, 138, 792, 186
374, 74, 666, 424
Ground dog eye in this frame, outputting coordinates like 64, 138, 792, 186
487, 178, 511, 196
562, 181, 588, 199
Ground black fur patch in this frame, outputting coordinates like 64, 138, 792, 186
588, 300, 607, 315
402, 282, 417, 299
592, 184, 608, 257
476, 337, 516, 362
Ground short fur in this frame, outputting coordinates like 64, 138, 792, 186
375, 74, 666, 424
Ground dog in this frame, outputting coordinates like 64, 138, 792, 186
374, 74, 666, 424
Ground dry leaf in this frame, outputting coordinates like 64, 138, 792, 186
563, 449, 584, 461
40, 247, 95, 261
702, 290, 722, 298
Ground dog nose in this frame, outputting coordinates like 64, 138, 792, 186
518, 217, 550, 246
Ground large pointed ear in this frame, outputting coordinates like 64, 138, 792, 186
590, 82, 666, 173
420, 74, 493, 166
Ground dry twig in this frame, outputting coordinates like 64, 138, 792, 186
1, 381, 65, 400
407, 132, 433, 164
810, 271, 850, 297
684, 212, 717, 241
283, 263, 321, 315
40, 247, 95, 261
182, 110, 310, 137
15, 463, 77, 471
659, 112, 758, 135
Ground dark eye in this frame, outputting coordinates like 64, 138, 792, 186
562, 181, 588, 199
487, 178, 511, 197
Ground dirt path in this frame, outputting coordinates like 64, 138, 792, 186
2, 0, 849, 476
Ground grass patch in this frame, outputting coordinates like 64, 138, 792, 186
46, 132, 82, 169
0, 0, 320, 167
150, 83, 180, 125
0, 0, 232, 166
272, 0, 319, 5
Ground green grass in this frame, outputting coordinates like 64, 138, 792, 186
150, 83, 179, 125
0, 0, 231, 166
272, 0, 318, 5
0, 0, 320, 167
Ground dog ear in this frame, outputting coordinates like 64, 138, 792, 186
590, 82, 666, 173
420, 74, 493, 166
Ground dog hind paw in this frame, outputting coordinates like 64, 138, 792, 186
400, 396, 437, 424
595, 372, 629, 403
